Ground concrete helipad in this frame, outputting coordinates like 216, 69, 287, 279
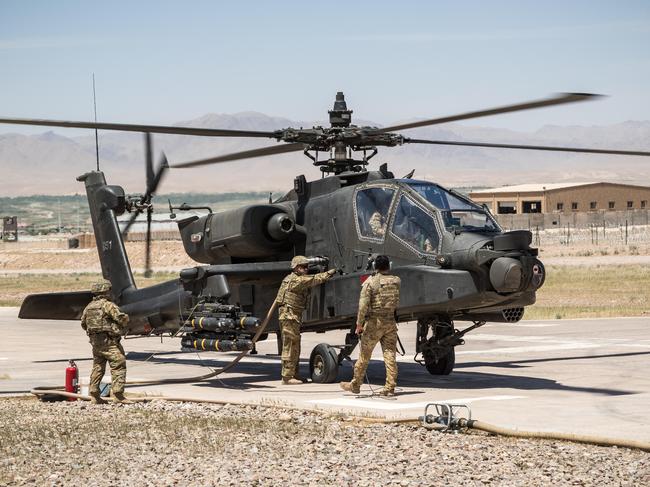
1, 307, 649, 442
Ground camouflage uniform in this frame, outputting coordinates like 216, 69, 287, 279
276, 267, 336, 379
81, 288, 129, 399
350, 272, 401, 393
369, 211, 386, 237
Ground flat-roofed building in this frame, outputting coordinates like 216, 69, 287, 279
469, 182, 650, 215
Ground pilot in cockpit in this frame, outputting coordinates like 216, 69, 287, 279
369, 210, 387, 237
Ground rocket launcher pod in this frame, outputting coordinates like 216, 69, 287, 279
188, 315, 260, 333
181, 337, 253, 352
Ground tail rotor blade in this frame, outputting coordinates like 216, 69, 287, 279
121, 210, 139, 237
144, 207, 153, 278
150, 153, 169, 195
145, 132, 154, 193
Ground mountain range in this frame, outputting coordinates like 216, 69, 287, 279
1, 112, 649, 196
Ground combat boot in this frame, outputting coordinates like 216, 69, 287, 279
339, 381, 360, 394
111, 392, 134, 404
292, 375, 309, 383
282, 377, 305, 385
89, 392, 107, 405
378, 388, 395, 397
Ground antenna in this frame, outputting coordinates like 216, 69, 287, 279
92, 73, 100, 171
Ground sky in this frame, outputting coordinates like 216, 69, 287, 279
1, 0, 649, 134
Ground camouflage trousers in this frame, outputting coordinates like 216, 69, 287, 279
350, 319, 398, 392
88, 333, 127, 395
280, 319, 301, 379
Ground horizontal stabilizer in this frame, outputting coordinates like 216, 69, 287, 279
19, 291, 94, 320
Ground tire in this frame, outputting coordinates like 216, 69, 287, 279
309, 343, 339, 383
424, 347, 455, 375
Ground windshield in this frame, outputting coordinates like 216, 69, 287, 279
407, 182, 500, 232
392, 196, 439, 254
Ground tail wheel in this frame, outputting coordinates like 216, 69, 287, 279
309, 343, 339, 383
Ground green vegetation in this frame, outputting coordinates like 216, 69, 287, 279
526, 264, 650, 319
0, 192, 270, 235
0, 272, 177, 306
0, 265, 648, 320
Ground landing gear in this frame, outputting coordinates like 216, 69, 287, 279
309, 326, 359, 383
416, 319, 456, 375
424, 342, 456, 375
309, 343, 339, 383
415, 317, 487, 376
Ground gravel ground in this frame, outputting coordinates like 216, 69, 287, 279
0, 397, 648, 486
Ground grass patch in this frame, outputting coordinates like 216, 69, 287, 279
0, 272, 177, 306
1, 266, 649, 320
527, 264, 650, 319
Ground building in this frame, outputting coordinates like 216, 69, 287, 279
469, 182, 650, 215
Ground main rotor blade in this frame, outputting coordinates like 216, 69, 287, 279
404, 138, 650, 157
0, 116, 278, 138
172, 142, 305, 169
380, 93, 602, 133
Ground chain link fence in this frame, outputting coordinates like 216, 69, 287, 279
497, 210, 650, 248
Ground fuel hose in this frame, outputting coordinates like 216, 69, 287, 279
458, 419, 650, 452
31, 300, 277, 395
29, 299, 650, 452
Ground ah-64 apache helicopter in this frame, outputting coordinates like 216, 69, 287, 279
2, 92, 649, 382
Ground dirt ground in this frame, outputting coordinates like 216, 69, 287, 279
0, 238, 195, 272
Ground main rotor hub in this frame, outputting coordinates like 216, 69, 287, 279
328, 91, 353, 128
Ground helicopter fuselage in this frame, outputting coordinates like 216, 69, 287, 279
175, 169, 544, 335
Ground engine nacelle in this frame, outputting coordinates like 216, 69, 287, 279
178, 205, 297, 264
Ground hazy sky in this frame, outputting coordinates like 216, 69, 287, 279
1, 1, 649, 134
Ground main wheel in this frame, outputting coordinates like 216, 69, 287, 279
422, 323, 456, 375
309, 343, 339, 383
424, 347, 455, 375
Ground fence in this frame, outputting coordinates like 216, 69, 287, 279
496, 209, 650, 231
74, 231, 181, 249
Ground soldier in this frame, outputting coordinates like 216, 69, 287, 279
369, 211, 386, 237
340, 255, 401, 396
80, 280, 132, 404
276, 256, 336, 384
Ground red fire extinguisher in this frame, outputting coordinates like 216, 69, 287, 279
65, 359, 79, 401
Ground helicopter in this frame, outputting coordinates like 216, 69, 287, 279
2, 92, 649, 383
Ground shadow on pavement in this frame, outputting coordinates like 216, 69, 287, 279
455, 350, 650, 369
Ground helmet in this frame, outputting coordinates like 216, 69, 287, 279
291, 255, 309, 268
91, 280, 112, 294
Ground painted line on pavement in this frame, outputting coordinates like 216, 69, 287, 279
508, 323, 561, 328
456, 342, 600, 355
308, 395, 526, 411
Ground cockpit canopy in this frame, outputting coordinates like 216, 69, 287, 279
354, 180, 499, 256
406, 181, 500, 233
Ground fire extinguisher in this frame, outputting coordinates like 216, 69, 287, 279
65, 359, 79, 401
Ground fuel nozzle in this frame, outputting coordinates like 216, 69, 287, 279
306, 256, 329, 268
